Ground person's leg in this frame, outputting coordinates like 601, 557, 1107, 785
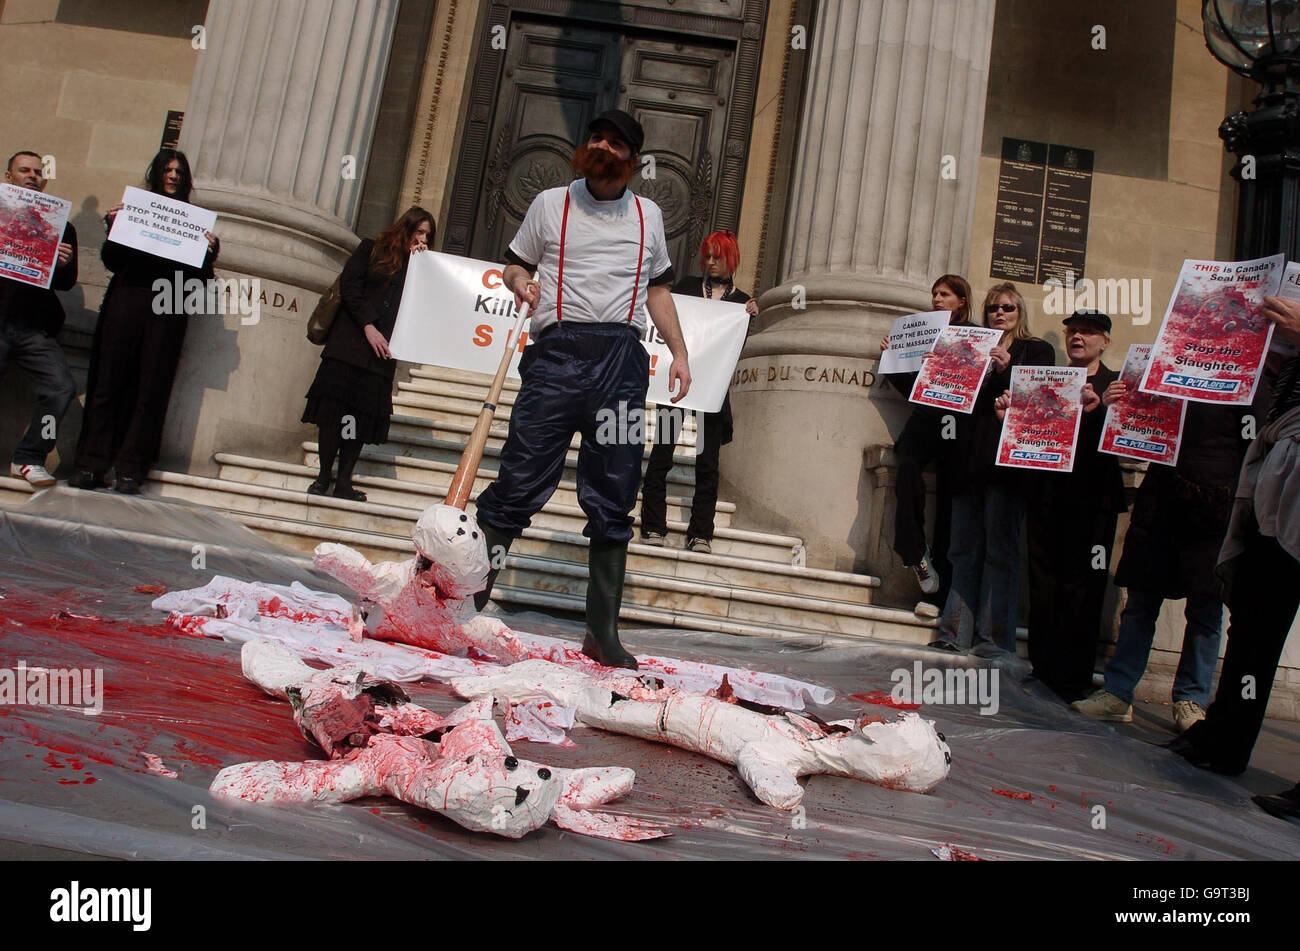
113, 314, 186, 482
1171, 592, 1226, 707
687, 408, 723, 542
937, 486, 984, 650
1101, 587, 1164, 705
474, 334, 582, 540
638, 405, 682, 538
7, 329, 77, 468
978, 483, 1023, 653
932, 456, 956, 605
313, 421, 341, 491
892, 415, 940, 566
1025, 496, 1060, 686
74, 301, 143, 475
1178, 530, 1300, 773
334, 437, 365, 499
1058, 513, 1116, 700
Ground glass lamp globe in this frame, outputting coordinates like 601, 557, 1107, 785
1204, 0, 1300, 76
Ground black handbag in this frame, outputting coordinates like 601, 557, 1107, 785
307, 277, 343, 345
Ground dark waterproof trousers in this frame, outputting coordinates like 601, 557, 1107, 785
476, 323, 649, 545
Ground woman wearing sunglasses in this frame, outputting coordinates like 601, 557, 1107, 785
932, 281, 1054, 655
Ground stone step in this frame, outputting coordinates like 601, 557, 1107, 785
145, 469, 798, 564
404, 368, 698, 436
391, 392, 699, 448
384, 413, 697, 459
298, 445, 714, 516
0, 476, 35, 507
215, 454, 734, 531
331, 422, 702, 487
194, 508, 923, 644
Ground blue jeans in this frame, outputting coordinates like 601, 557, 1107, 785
0, 323, 77, 466
1103, 587, 1224, 706
939, 483, 1023, 652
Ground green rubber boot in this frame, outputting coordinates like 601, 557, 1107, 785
474, 521, 515, 612
582, 540, 638, 669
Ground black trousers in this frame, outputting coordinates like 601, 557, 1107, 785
1026, 499, 1118, 701
0, 322, 77, 466
75, 285, 187, 481
892, 410, 955, 598
639, 399, 725, 541
476, 323, 649, 545
1181, 529, 1300, 773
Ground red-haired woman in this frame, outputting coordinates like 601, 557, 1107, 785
639, 230, 758, 553
302, 206, 434, 501
879, 274, 973, 603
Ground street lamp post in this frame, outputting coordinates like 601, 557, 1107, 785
1204, 0, 1300, 258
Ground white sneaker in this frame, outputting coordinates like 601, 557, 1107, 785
1070, 689, 1133, 723
10, 462, 55, 487
911, 549, 940, 595
685, 537, 712, 554
1173, 700, 1206, 733
640, 532, 666, 547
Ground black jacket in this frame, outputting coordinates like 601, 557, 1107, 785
0, 222, 78, 336
101, 227, 217, 291
959, 336, 1057, 484
321, 238, 409, 379
1030, 361, 1127, 514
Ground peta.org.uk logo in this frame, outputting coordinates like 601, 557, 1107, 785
50, 882, 151, 931
890, 661, 999, 716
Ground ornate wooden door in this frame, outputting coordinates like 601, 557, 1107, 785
446, 1, 763, 283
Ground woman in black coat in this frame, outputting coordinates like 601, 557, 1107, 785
934, 282, 1055, 654
72, 149, 218, 494
303, 206, 434, 501
879, 273, 974, 602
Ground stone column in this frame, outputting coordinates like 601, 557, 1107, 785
722, 0, 995, 596
159, 0, 401, 473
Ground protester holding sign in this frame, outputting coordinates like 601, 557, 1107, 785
1006, 311, 1125, 703
932, 282, 1054, 655
878, 275, 972, 600
71, 149, 218, 494
473, 110, 690, 670
1170, 294, 1300, 795
0, 150, 78, 487
301, 206, 434, 501
639, 231, 757, 554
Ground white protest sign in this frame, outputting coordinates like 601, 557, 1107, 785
389, 250, 747, 413
107, 185, 217, 268
879, 310, 950, 375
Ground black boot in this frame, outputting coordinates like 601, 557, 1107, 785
582, 540, 638, 669
474, 521, 515, 612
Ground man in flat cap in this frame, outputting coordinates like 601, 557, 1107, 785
473, 110, 691, 669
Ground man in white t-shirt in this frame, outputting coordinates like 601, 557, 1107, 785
473, 110, 691, 670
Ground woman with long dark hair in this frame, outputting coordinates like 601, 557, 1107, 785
880, 274, 973, 602
72, 149, 218, 493
303, 206, 435, 501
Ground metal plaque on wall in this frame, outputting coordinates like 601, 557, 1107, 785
990, 137, 1093, 285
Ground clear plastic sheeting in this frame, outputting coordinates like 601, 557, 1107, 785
1, 488, 1297, 860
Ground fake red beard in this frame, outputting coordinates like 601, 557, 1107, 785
571, 145, 636, 187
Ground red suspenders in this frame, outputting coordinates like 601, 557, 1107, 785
555, 187, 646, 324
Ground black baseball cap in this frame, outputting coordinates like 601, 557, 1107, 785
1064, 310, 1112, 333
587, 109, 644, 154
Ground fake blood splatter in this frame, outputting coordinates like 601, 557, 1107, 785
0, 593, 318, 784
991, 788, 1033, 801
848, 690, 920, 711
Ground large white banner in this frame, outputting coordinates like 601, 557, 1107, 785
107, 186, 217, 268
389, 249, 748, 412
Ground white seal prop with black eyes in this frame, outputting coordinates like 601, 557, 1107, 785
210, 640, 667, 841
451, 659, 953, 810
313, 503, 529, 661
